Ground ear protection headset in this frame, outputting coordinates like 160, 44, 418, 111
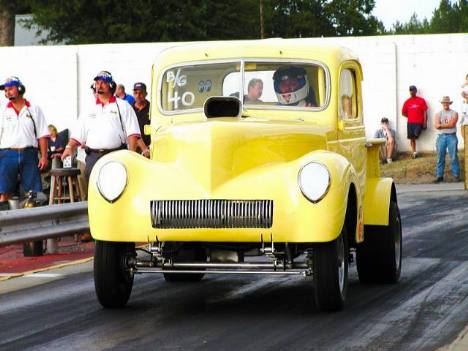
1, 76, 26, 96
17, 82, 26, 95
109, 80, 116, 94
94, 70, 116, 94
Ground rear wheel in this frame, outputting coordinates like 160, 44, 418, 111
356, 201, 402, 283
163, 246, 206, 282
94, 240, 135, 308
313, 230, 348, 311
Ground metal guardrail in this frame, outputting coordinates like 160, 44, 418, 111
0, 202, 89, 246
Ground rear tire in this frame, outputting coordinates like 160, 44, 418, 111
94, 240, 135, 308
356, 201, 402, 284
313, 230, 348, 311
163, 246, 206, 282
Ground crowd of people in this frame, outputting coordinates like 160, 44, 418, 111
0, 72, 151, 207
374, 76, 468, 183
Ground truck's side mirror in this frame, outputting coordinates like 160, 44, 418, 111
144, 124, 151, 135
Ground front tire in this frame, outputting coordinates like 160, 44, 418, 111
94, 240, 135, 308
356, 201, 402, 283
313, 230, 348, 311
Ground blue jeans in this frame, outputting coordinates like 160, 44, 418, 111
435, 133, 460, 178
0, 148, 42, 194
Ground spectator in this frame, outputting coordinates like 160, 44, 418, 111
402, 85, 428, 159
132, 82, 150, 157
374, 117, 397, 164
47, 125, 65, 155
90, 82, 98, 99
244, 78, 263, 103
434, 96, 460, 183
47, 124, 65, 169
460, 76, 468, 140
116, 84, 135, 105
461, 73, 468, 93
0, 76, 48, 202
62, 71, 141, 182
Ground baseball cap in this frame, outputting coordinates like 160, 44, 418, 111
133, 82, 147, 91
381, 117, 389, 123
93, 70, 113, 83
409, 85, 417, 91
0, 76, 21, 90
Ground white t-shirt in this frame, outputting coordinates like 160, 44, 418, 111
0, 100, 49, 148
71, 97, 141, 149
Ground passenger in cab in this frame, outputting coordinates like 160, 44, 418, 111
244, 78, 263, 103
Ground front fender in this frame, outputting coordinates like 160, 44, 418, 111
363, 177, 395, 226
296, 150, 361, 243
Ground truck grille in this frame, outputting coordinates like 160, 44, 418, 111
150, 200, 273, 229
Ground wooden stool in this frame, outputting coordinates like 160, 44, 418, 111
49, 168, 85, 205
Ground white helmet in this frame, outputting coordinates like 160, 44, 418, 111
273, 66, 309, 105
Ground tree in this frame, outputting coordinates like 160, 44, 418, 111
389, 0, 467, 34
264, 0, 334, 38
0, 2, 30, 46
325, 0, 384, 36
391, 14, 430, 34
431, 0, 467, 33
21, 0, 383, 44
263, 0, 383, 38
23, 0, 260, 44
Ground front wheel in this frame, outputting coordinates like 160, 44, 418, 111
94, 240, 135, 308
356, 201, 402, 284
313, 230, 348, 311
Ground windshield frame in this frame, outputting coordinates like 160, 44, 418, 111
157, 58, 331, 116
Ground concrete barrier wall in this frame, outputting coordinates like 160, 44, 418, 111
0, 34, 466, 152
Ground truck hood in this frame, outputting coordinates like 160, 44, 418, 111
153, 119, 331, 192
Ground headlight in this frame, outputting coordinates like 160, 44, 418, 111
97, 161, 127, 203
298, 162, 330, 203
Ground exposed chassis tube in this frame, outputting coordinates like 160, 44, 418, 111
132, 261, 312, 276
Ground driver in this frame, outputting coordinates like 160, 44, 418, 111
273, 66, 317, 107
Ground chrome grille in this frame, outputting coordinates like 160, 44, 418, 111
150, 200, 273, 229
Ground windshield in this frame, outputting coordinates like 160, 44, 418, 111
160, 61, 328, 113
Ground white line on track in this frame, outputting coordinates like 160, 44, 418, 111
23, 273, 63, 278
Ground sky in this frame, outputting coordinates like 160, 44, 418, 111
372, 0, 442, 30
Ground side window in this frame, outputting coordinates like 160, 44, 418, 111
339, 69, 357, 120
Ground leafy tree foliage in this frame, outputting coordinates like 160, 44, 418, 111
391, 0, 467, 34
324, 0, 385, 36
24, 0, 260, 44
22, 0, 383, 44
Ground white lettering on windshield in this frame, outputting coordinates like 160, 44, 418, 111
166, 69, 187, 87
168, 91, 195, 109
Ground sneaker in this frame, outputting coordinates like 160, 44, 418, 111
386, 158, 392, 164
434, 177, 443, 183
412, 152, 417, 159
453, 175, 461, 182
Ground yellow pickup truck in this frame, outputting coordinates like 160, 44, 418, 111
89, 39, 402, 311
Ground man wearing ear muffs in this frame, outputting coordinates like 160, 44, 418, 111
62, 71, 142, 183
0, 76, 49, 203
